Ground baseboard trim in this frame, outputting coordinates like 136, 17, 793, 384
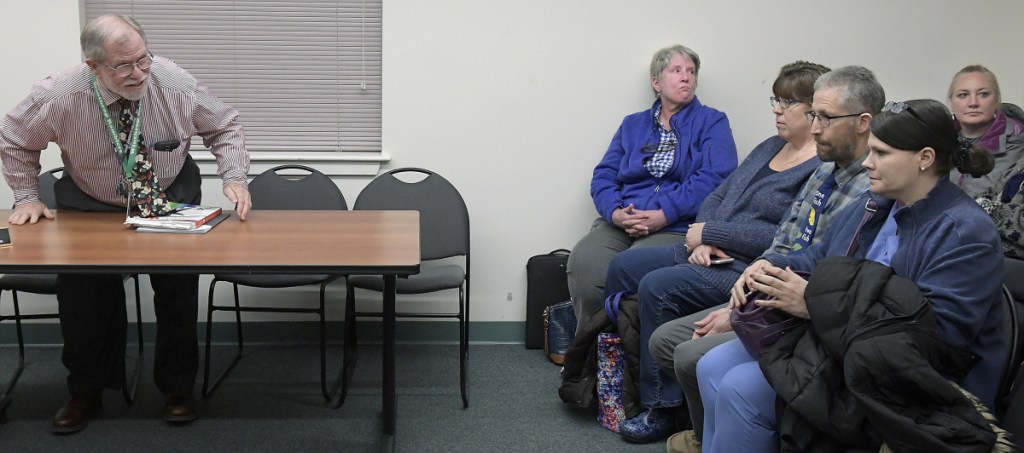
0, 321, 526, 346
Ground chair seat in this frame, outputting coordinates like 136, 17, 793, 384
214, 273, 335, 288
348, 265, 464, 294
0, 274, 58, 294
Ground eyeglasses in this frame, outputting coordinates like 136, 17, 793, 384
104, 53, 154, 77
769, 97, 801, 109
804, 110, 864, 128
882, 101, 914, 114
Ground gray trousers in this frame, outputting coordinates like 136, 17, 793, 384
566, 217, 683, 333
649, 302, 735, 442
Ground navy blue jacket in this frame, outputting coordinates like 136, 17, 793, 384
765, 178, 1006, 407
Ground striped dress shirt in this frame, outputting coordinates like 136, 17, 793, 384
0, 56, 249, 207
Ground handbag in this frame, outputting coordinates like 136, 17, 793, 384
732, 206, 878, 357
596, 331, 625, 432
543, 300, 577, 365
596, 291, 628, 432
730, 290, 806, 357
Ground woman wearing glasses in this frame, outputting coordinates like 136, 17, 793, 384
599, 61, 828, 443
948, 65, 1024, 197
567, 45, 739, 332
696, 99, 1004, 452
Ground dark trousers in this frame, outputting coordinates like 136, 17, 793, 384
55, 156, 202, 396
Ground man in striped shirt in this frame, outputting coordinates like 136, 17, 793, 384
0, 14, 251, 432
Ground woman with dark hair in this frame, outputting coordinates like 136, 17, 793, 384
948, 65, 1024, 197
695, 99, 1005, 452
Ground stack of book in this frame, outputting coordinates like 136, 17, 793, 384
124, 203, 228, 234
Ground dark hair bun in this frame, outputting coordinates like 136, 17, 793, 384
956, 140, 995, 177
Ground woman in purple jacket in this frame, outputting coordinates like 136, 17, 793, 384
567, 44, 738, 333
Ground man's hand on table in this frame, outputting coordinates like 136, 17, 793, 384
8, 201, 54, 225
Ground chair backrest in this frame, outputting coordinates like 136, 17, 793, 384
1003, 258, 1024, 359
38, 167, 64, 209
248, 164, 347, 210
353, 167, 469, 261
999, 258, 1024, 415
997, 285, 1021, 409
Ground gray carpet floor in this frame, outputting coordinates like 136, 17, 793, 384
0, 343, 665, 452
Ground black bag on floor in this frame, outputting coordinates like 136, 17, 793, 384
525, 249, 571, 349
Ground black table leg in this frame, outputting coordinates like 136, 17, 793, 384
381, 274, 396, 453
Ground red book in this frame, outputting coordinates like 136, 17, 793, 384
124, 205, 223, 230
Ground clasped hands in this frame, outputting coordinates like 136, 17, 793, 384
613, 204, 667, 237
684, 222, 730, 267
728, 260, 810, 319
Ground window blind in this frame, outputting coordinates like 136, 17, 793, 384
83, 0, 382, 153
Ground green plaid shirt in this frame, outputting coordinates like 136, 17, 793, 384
761, 152, 870, 258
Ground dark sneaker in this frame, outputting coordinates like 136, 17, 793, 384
619, 407, 675, 443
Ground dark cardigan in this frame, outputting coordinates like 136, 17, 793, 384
673, 135, 820, 294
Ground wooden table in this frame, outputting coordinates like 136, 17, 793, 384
0, 210, 419, 451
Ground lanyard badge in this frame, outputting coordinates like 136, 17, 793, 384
90, 75, 144, 199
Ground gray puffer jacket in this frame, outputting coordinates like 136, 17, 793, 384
953, 103, 1024, 198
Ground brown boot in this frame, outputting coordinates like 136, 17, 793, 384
52, 395, 103, 434
162, 389, 197, 423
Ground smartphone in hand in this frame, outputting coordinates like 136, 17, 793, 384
710, 257, 734, 265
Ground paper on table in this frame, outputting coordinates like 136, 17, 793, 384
133, 212, 230, 234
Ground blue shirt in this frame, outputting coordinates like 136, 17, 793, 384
865, 202, 899, 266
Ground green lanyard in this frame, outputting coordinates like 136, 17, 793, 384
90, 74, 144, 178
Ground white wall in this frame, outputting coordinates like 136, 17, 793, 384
2, 0, 1023, 327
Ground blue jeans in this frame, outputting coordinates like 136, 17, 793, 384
605, 246, 728, 408
697, 339, 778, 453
604, 245, 676, 297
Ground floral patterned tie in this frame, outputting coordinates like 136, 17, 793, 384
118, 99, 173, 217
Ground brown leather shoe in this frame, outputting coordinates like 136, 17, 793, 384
666, 430, 702, 453
52, 395, 103, 434
162, 390, 197, 423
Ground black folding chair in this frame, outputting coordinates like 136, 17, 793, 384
203, 165, 347, 400
338, 168, 470, 408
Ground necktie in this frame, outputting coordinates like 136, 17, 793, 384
791, 172, 838, 252
118, 99, 172, 217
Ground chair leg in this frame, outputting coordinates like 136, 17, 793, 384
122, 274, 144, 404
459, 285, 469, 408
203, 280, 244, 399
318, 281, 329, 401
0, 291, 28, 419
333, 283, 359, 408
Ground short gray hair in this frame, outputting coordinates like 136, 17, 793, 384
81, 14, 148, 62
813, 65, 885, 116
649, 45, 701, 90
